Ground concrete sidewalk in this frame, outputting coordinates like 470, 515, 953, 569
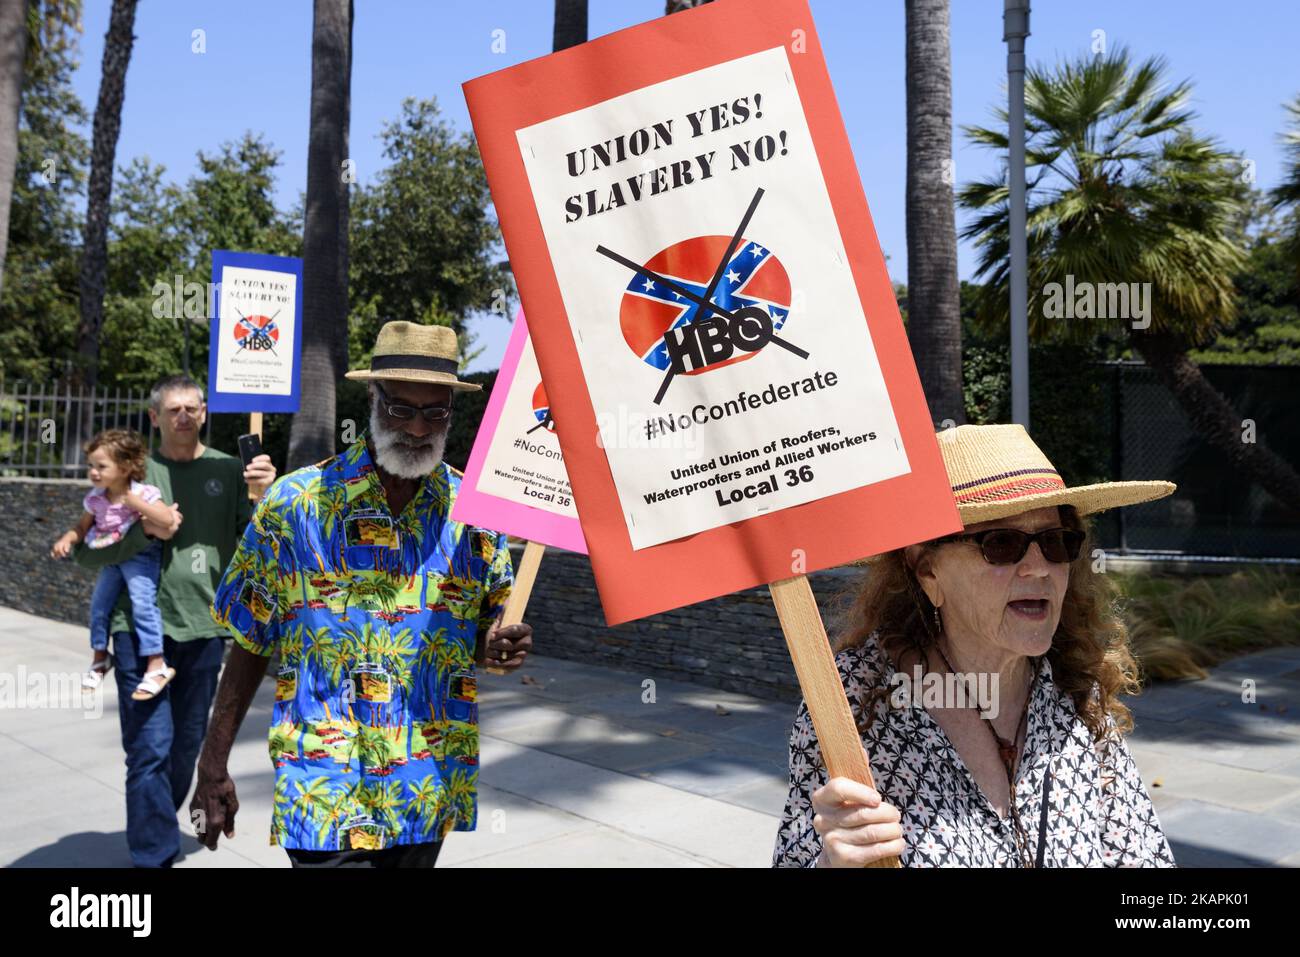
2, 605, 1298, 867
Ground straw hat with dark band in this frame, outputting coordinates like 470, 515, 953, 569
864, 423, 1175, 562
345, 321, 482, 392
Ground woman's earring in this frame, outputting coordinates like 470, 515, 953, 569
933, 606, 941, 635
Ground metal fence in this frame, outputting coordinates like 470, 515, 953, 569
0, 376, 163, 478
2, 363, 1297, 559
1090, 361, 1300, 563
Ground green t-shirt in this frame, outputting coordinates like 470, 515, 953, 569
76, 446, 253, 642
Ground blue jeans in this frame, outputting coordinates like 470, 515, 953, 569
90, 539, 163, 655
111, 630, 225, 868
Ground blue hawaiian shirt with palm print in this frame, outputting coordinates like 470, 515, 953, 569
210, 433, 513, 852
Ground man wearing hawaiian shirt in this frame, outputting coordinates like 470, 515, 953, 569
193, 322, 534, 867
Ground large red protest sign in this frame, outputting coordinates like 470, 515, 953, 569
463, 0, 959, 625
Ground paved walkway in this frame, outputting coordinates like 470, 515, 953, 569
2, 605, 1297, 867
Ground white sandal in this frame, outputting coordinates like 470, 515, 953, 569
82, 657, 112, 690
131, 666, 176, 701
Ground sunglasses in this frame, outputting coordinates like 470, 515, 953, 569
934, 527, 1085, 565
373, 382, 451, 423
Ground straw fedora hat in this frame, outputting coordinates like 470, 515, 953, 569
865, 423, 1175, 562
345, 321, 482, 392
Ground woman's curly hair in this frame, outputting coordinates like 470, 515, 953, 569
834, 505, 1140, 743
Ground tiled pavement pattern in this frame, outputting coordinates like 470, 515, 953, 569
2, 605, 1296, 867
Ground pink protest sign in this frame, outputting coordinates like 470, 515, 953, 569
452, 310, 588, 554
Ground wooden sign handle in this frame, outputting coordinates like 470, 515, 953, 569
769, 574, 900, 869
247, 412, 263, 502
486, 539, 545, 675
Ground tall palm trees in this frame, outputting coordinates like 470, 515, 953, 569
72, 0, 134, 406
289, 0, 353, 470
959, 48, 1300, 510
1, 1, 80, 302
0, 0, 30, 301
904, 0, 963, 426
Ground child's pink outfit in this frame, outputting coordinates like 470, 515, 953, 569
83, 481, 163, 548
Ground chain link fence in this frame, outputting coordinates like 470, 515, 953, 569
1089, 361, 1300, 562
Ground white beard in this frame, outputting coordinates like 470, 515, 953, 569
369, 402, 446, 480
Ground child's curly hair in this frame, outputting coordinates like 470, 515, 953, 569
84, 429, 149, 483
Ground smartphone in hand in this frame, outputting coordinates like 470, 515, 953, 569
237, 432, 263, 469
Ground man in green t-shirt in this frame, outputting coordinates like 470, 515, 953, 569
74, 374, 276, 867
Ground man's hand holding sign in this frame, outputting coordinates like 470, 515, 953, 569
452, 310, 588, 674
464, 0, 962, 868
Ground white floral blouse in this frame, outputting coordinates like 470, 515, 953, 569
773, 633, 1176, 867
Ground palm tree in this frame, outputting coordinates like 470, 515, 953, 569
444, 768, 476, 823
0, 0, 79, 300
407, 776, 444, 838
904, 0, 963, 425
314, 789, 351, 846
317, 487, 346, 542
0, 0, 30, 302
288, 0, 353, 470
292, 780, 335, 832
356, 725, 391, 766
271, 516, 300, 588
271, 777, 292, 843
220, 546, 259, 588
1270, 94, 1300, 282
278, 623, 303, 662
413, 625, 448, 673
372, 624, 415, 661
443, 725, 477, 759
304, 624, 348, 686
553, 0, 585, 51
71, 0, 135, 447
959, 48, 1300, 511
357, 779, 404, 833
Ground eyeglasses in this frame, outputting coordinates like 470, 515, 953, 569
373, 382, 451, 423
934, 527, 1085, 565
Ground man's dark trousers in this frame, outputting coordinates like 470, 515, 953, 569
112, 630, 224, 867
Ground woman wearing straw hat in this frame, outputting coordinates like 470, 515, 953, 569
773, 424, 1178, 868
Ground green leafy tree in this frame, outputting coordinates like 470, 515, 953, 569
348, 97, 512, 362
1271, 94, 1300, 283
0, 0, 81, 302
0, 30, 85, 385
96, 133, 299, 394
1192, 191, 1300, 366
98, 158, 187, 391
178, 133, 299, 261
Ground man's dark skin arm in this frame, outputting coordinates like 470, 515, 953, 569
190, 645, 271, 850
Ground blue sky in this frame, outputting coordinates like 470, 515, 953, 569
67, 0, 1300, 371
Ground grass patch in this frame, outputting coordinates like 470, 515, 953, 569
1112, 568, 1300, 682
